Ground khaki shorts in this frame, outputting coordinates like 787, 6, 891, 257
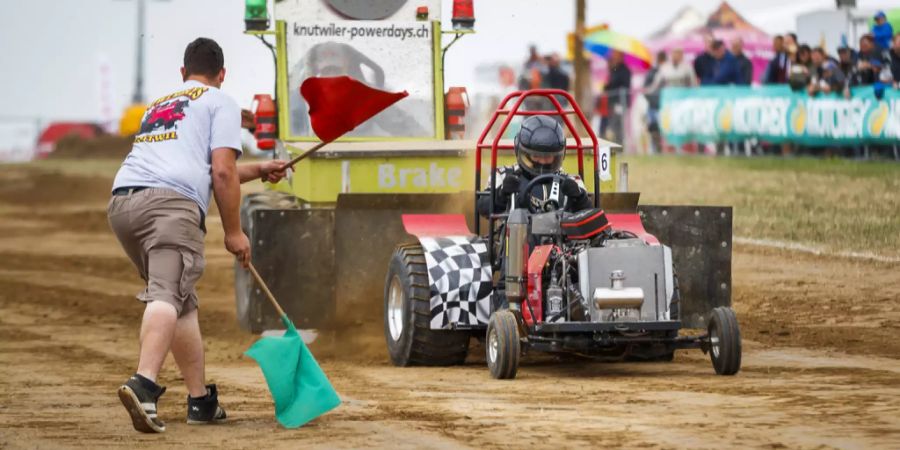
108, 188, 205, 317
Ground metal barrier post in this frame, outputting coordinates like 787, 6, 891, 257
618, 88, 627, 153
617, 162, 629, 192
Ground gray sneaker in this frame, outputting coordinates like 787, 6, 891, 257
118, 374, 166, 433
186, 384, 227, 425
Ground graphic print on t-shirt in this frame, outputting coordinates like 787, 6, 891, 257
139, 99, 188, 134
135, 86, 209, 143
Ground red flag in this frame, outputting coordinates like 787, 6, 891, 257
300, 76, 409, 143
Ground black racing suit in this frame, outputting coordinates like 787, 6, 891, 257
476, 165, 593, 217
477, 165, 595, 315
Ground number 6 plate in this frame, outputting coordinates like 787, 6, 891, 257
598, 146, 612, 181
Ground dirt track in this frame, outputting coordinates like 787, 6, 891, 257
1, 163, 899, 449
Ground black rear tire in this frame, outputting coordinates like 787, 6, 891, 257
708, 306, 742, 375
486, 310, 520, 379
384, 244, 469, 366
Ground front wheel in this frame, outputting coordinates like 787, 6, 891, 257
708, 306, 742, 375
383, 244, 469, 366
486, 310, 521, 379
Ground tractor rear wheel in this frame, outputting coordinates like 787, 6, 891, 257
708, 306, 742, 375
384, 244, 469, 366
486, 310, 520, 379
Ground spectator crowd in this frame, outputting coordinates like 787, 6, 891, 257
639, 10, 899, 157
516, 11, 900, 158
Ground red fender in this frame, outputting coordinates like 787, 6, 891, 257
606, 213, 660, 246
524, 244, 556, 325
401, 214, 472, 238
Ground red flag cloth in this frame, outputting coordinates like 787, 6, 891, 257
300, 76, 409, 143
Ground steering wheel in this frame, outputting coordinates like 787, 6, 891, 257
516, 173, 568, 212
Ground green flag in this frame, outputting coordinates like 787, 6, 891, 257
245, 315, 341, 428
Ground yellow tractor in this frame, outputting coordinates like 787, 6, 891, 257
235, 0, 734, 354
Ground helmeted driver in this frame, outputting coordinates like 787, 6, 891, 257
477, 115, 592, 217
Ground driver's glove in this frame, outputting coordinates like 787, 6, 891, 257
501, 173, 521, 196
561, 177, 585, 199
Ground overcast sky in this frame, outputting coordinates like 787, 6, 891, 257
0, 0, 895, 124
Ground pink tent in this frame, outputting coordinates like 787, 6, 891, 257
647, 2, 774, 83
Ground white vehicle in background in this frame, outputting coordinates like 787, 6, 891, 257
796, 3, 877, 53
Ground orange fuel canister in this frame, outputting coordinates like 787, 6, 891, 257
252, 94, 277, 150
445, 87, 468, 140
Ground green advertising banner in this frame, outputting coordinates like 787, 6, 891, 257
660, 86, 900, 146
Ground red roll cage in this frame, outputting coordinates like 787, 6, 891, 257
473, 89, 601, 237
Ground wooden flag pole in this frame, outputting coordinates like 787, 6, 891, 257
284, 141, 328, 171
247, 262, 287, 318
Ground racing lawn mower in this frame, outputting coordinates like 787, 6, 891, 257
383, 89, 741, 379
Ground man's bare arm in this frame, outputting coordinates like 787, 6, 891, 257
236, 161, 288, 184
236, 163, 264, 183
211, 148, 251, 267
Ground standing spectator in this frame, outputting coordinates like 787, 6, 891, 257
520, 45, 547, 110
857, 34, 881, 62
645, 48, 696, 153
707, 40, 738, 156
643, 51, 667, 152
844, 59, 875, 91
524, 45, 543, 71
785, 33, 799, 62
781, 33, 802, 156
889, 34, 900, 88
808, 48, 845, 96
837, 46, 856, 77
693, 35, 716, 83
653, 48, 698, 88
788, 44, 813, 91
764, 35, 790, 84
846, 37, 881, 92
598, 50, 631, 144
845, 55, 882, 98
795, 45, 813, 68
762, 36, 789, 155
644, 51, 666, 109
706, 40, 740, 85
731, 38, 753, 85
704, 40, 740, 155
520, 45, 546, 90
872, 11, 894, 53
541, 53, 570, 112
542, 53, 570, 92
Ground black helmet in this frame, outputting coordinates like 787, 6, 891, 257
514, 115, 565, 177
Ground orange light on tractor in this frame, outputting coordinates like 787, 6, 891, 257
445, 87, 469, 139
251, 94, 277, 150
451, 0, 475, 30
416, 6, 429, 21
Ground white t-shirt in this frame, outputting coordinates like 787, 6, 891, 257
647, 61, 698, 92
112, 80, 242, 213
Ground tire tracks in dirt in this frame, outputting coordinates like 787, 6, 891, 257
3, 163, 900, 448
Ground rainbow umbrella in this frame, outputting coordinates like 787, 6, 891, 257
584, 29, 652, 71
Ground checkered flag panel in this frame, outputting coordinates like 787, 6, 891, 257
420, 236, 493, 329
